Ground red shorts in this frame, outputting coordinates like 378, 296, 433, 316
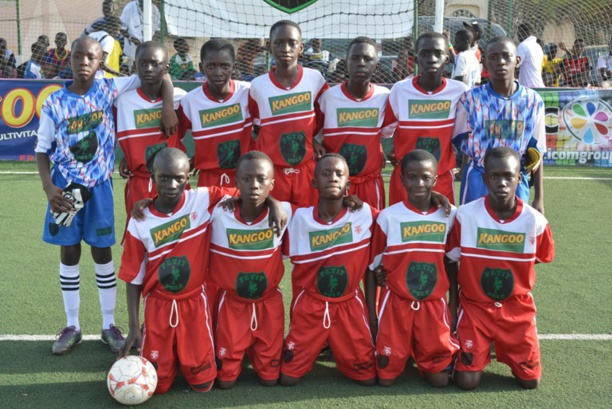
389, 167, 455, 206
215, 289, 284, 382
273, 160, 318, 207
197, 168, 237, 188
141, 287, 217, 394
454, 294, 541, 380
348, 172, 385, 210
281, 290, 376, 381
375, 289, 459, 379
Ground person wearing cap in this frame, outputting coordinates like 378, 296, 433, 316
516, 23, 544, 88
463, 21, 483, 62
597, 37, 612, 82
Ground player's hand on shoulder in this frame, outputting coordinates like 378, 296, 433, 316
218, 196, 240, 212
267, 197, 288, 237
387, 148, 400, 167
343, 195, 363, 212
431, 191, 452, 217
118, 158, 132, 179
160, 107, 179, 138
132, 198, 153, 221
44, 183, 75, 213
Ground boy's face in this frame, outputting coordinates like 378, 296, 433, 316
269, 25, 303, 68
573, 41, 585, 56
70, 39, 103, 82
176, 41, 189, 55
346, 42, 378, 85
236, 159, 275, 207
153, 158, 190, 207
454, 34, 472, 53
400, 160, 437, 204
483, 155, 522, 206
136, 47, 168, 86
485, 40, 520, 82
415, 37, 447, 79
55, 33, 67, 49
313, 156, 350, 200
200, 49, 234, 91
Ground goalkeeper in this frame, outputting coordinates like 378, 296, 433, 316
453, 36, 546, 214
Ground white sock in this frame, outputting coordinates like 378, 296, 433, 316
60, 263, 80, 331
95, 261, 117, 330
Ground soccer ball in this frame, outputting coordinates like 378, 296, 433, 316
107, 356, 158, 405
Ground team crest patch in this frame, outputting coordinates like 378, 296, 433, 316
415, 137, 441, 162
263, 0, 318, 13
316, 265, 348, 298
217, 139, 241, 169
145, 142, 168, 174
70, 132, 98, 163
279, 131, 306, 166
406, 262, 437, 300
480, 267, 514, 301
339, 143, 367, 175
236, 272, 268, 300
158, 256, 190, 293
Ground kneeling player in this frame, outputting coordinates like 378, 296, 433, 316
446, 147, 555, 389
368, 150, 459, 387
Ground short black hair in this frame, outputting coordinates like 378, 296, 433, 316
315, 153, 348, 174
269, 20, 302, 40
200, 39, 235, 62
236, 150, 274, 175
346, 36, 377, 58
415, 32, 448, 53
455, 29, 473, 42
31, 42, 46, 54
487, 36, 516, 49
517, 23, 533, 36
401, 149, 438, 174
135, 40, 168, 61
152, 148, 190, 173
483, 146, 520, 171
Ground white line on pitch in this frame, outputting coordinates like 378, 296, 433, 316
543, 176, 612, 180
1, 334, 611, 342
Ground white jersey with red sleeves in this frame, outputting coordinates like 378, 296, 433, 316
249, 66, 329, 168
179, 80, 252, 172
119, 186, 233, 297
446, 196, 555, 303
116, 87, 186, 178
384, 76, 469, 175
318, 82, 392, 177
209, 201, 294, 301
284, 205, 377, 302
369, 201, 457, 302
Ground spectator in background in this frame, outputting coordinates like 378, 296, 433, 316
120, 0, 161, 67
394, 36, 415, 80
236, 38, 264, 79
452, 29, 481, 88
463, 21, 483, 61
516, 23, 544, 88
559, 39, 591, 87
43, 32, 71, 79
21, 42, 46, 79
84, 0, 116, 35
37, 35, 50, 50
88, 16, 124, 78
304, 38, 331, 62
0, 38, 17, 78
542, 43, 562, 87
597, 37, 612, 83
169, 38, 196, 80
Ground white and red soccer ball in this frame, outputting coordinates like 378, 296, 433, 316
107, 356, 158, 405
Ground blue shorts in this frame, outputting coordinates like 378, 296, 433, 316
459, 162, 530, 205
42, 169, 116, 248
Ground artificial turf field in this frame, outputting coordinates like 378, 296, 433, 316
0, 162, 611, 408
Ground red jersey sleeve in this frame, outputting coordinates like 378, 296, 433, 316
178, 105, 192, 140
248, 93, 260, 125
206, 186, 240, 213
369, 220, 388, 268
382, 98, 398, 129
118, 229, 147, 285
313, 82, 330, 136
445, 217, 461, 262
535, 224, 555, 264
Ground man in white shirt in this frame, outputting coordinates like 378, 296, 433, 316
516, 23, 544, 88
597, 37, 612, 82
120, 0, 161, 65
87, 16, 123, 78
452, 29, 481, 88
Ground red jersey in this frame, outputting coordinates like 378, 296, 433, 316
249, 66, 329, 168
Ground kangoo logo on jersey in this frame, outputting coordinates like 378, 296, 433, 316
67, 110, 103, 134
309, 222, 353, 251
477, 228, 525, 253
264, 0, 318, 14
408, 100, 451, 119
227, 228, 275, 250
199, 103, 243, 128
150, 215, 191, 247
401, 221, 446, 243
269, 92, 311, 116
134, 108, 162, 129
337, 108, 379, 127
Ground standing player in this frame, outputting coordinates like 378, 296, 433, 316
454, 37, 546, 214
117, 41, 186, 229
280, 154, 376, 386
35, 36, 177, 355
368, 150, 459, 387
384, 32, 469, 205
211, 151, 293, 389
179, 39, 251, 188
317, 36, 391, 210
446, 147, 555, 389
249, 20, 329, 207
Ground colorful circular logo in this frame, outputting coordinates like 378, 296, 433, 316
562, 97, 612, 145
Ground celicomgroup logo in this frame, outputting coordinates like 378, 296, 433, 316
562, 97, 612, 145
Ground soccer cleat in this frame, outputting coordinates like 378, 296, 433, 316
52, 326, 83, 355
101, 325, 126, 353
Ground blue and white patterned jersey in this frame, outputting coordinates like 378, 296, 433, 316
454, 81, 546, 169
36, 76, 140, 187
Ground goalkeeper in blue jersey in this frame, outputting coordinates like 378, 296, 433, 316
453, 37, 546, 214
